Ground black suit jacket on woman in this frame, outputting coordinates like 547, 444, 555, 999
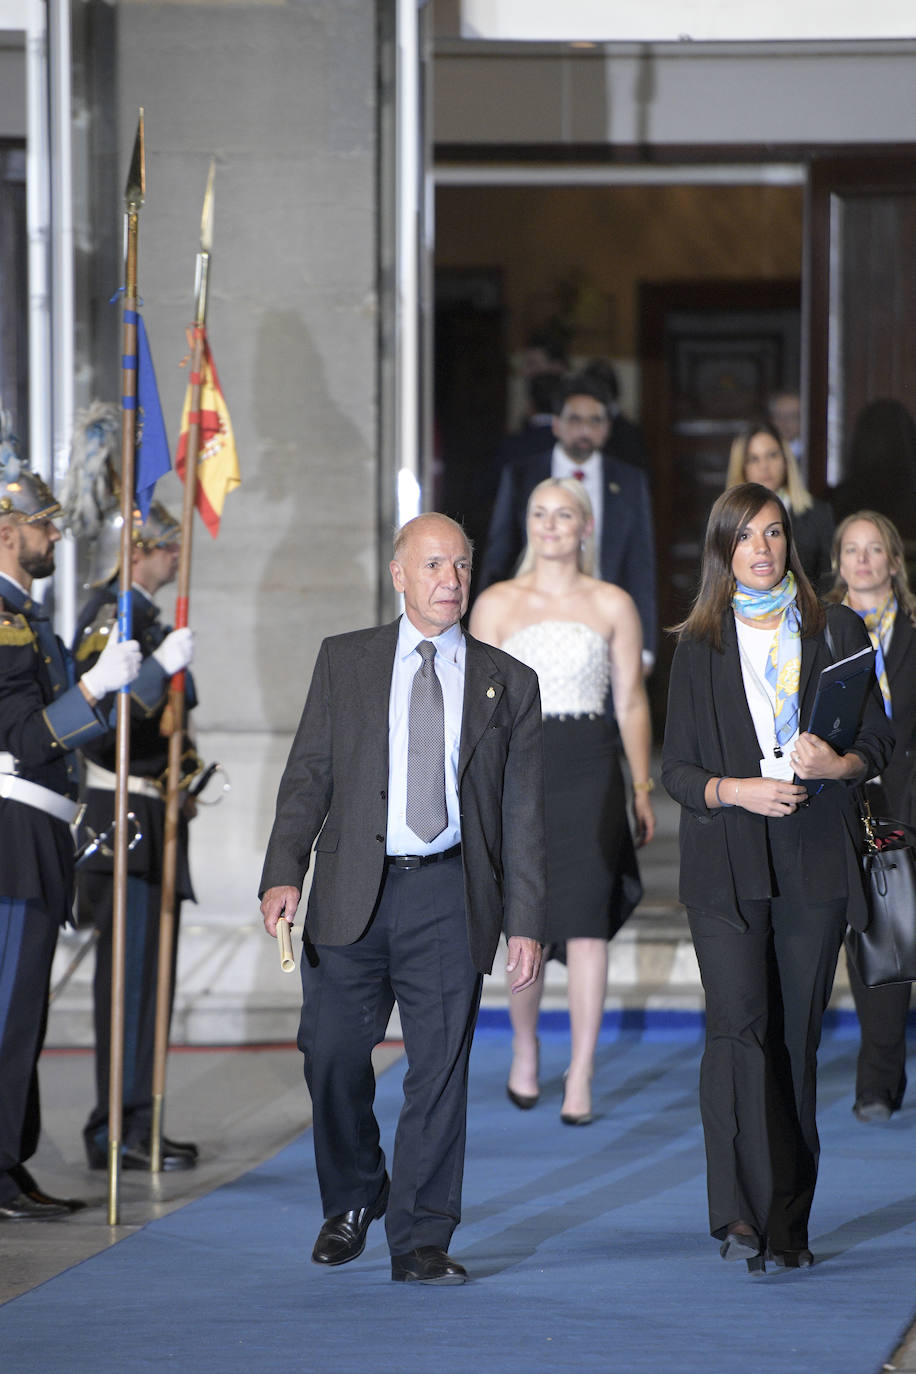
662, 604, 894, 932
878, 611, 916, 819
790, 499, 835, 593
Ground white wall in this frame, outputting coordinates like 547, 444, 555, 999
0, 48, 24, 138
434, 43, 916, 145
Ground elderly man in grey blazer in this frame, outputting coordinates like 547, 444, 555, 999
260, 513, 546, 1285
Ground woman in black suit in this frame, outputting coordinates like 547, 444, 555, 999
662, 483, 893, 1274
826, 511, 916, 1122
726, 420, 835, 591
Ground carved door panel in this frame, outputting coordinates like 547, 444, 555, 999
639, 281, 801, 728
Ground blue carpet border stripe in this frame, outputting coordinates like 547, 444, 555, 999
475, 1005, 899, 1035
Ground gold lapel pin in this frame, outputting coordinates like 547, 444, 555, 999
486, 686, 495, 698
608, 481, 620, 494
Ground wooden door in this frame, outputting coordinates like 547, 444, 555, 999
805, 155, 916, 554
639, 280, 801, 728
434, 266, 507, 570
0, 145, 27, 448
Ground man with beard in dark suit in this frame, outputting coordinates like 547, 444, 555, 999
478, 373, 657, 669
260, 513, 546, 1284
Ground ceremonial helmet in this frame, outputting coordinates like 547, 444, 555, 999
86, 500, 181, 587
0, 406, 61, 524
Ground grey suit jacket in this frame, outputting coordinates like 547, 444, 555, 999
259, 619, 547, 973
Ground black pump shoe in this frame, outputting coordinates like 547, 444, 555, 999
506, 1086, 539, 1110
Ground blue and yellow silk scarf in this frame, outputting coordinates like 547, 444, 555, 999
732, 572, 801, 750
846, 592, 895, 716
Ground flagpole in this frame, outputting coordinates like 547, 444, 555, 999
108, 109, 145, 1225
149, 160, 214, 1173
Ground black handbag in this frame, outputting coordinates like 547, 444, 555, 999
846, 799, 916, 988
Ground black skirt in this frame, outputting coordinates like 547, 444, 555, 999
542, 715, 642, 948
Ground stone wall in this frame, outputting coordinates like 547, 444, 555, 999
47, 1, 381, 1042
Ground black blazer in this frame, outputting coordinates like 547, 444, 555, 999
259, 620, 547, 974
477, 449, 657, 656
874, 609, 916, 821
791, 499, 835, 594
661, 604, 894, 931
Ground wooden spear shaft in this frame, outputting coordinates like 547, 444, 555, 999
150, 162, 213, 1173
108, 110, 145, 1225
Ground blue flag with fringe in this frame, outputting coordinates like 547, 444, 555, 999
130, 311, 171, 519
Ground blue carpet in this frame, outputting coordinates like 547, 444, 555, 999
3, 1022, 916, 1374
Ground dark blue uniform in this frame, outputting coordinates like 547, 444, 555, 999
73, 584, 196, 1159
0, 573, 110, 1205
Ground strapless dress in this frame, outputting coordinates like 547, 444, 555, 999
501, 621, 642, 946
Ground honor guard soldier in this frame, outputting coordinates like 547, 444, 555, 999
74, 502, 199, 1172
0, 461, 140, 1220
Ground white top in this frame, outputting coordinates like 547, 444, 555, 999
502, 620, 609, 717
734, 616, 797, 781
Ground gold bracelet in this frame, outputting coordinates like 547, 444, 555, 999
633, 779, 655, 793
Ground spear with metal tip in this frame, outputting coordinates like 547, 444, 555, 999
107, 108, 145, 1224
149, 160, 215, 1173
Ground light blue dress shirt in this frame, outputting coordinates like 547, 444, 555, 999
386, 616, 465, 855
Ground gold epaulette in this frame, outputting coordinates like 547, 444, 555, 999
75, 608, 117, 662
0, 612, 35, 646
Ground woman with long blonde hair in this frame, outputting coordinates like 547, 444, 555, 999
470, 477, 654, 1126
827, 510, 916, 1123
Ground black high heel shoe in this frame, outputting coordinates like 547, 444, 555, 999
560, 1068, 593, 1125
506, 1038, 539, 1110
506, 1086, 539, 1110
720, 1224, 765, 1274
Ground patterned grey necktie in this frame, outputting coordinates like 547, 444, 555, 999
406, 640, 447, 844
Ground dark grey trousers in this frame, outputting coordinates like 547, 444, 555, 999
298, 853, 482, 1255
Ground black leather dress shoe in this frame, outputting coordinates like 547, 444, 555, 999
8, 1165, 86, 1213
0, 1191, 71, 1221
162, 1135, 199, 1160
312, 1175, 390, 1266
766, 1246, 814, 1269
390, 1246, 469, 1284
85, 1138, 197, 1172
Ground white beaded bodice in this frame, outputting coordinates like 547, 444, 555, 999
501, 621, 609, 717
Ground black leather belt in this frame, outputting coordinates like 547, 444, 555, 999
385, 843, 462, 870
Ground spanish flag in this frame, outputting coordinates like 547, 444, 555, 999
175, 330, 240, 537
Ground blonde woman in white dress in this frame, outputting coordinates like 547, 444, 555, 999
470, 478, 655, 1124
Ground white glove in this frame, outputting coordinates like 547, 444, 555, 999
81, 629, 142, 698
153, 627, 195, 676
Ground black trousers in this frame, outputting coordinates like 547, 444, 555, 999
687, 818, 846, 1251
0, 899, 57, 1203
846, 951, 911, 1110
298, 853, 482, 1255
844, 776, 911, 1111
83, 873, 181, 1146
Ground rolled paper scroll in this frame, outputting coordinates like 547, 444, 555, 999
278, 919, 295, 973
